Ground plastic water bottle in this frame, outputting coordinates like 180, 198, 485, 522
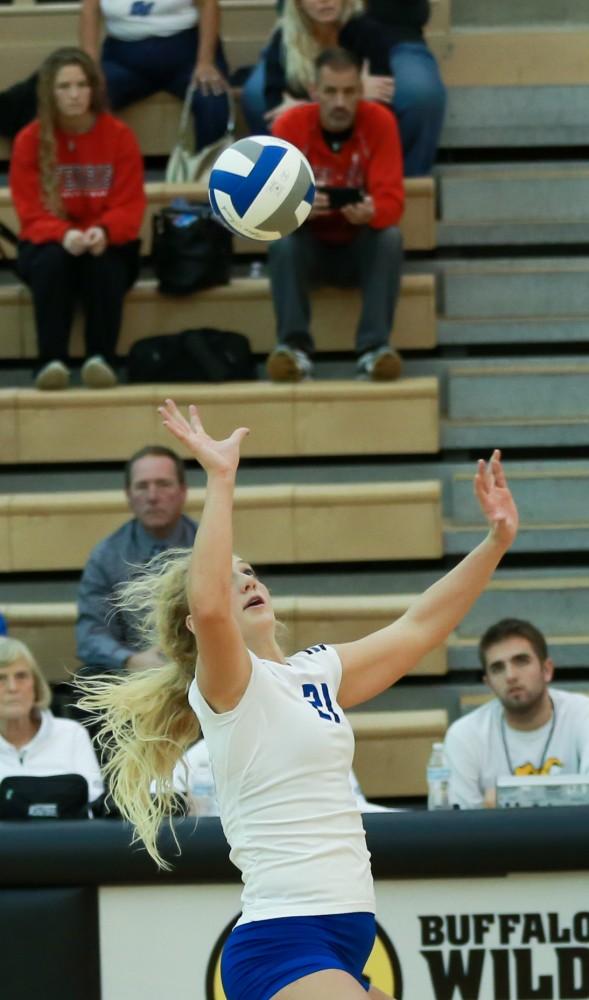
189, 763, 218, 817
427, 742, 451, 810
249, 261, 264, 279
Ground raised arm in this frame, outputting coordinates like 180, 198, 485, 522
335, 450, 519, 708
159, 399, 250, 712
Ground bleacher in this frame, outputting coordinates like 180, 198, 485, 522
2, 0, 589, 803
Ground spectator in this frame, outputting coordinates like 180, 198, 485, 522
444, 618, 589, 809
242, 0, 446, 176
0, 637, 104, 806
266, 47, 404, 383
76, 445, 197, 675
9, 48, 145, 391
79, 0, 229, 152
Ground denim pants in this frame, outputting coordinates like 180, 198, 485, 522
267, 224, 403, 355
102, 28, 230, 150
241, 40, 446, 175
390, 41, 446, 176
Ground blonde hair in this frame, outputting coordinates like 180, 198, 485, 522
0, 637, 52, 711
282, 0, 364, 95
37, 47, 106, 217
77, 550, 200, 869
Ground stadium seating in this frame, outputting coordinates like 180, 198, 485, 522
2, 0, 589, 797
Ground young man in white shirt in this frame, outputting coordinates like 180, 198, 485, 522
444, 618, 589, 809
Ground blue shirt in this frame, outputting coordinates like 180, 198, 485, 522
75, 515, 197, 673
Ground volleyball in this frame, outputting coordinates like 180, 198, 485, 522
208, 136, 315, 242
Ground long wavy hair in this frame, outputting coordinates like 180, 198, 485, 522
77, 549, 200, 869
37, 47, 106, 217
282, 0, 364, 95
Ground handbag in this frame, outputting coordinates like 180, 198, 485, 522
165, 84, 236, 185
127, 328, 257, 384
151, 202, 232, 295
0, 773, 89, 819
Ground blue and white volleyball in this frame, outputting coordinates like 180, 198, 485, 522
208, 136, 315, 242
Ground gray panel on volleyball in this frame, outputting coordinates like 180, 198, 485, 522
259, 159, 312, 235
236, 138, 265, 164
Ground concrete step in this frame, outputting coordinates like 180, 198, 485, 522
437, 163, 589, 245
447, 360, 589, 421
440, 87, 589, 148
438, 318, 589, 347
442, 415, 589, 449
452, 0, 589, 28
445, 521, 589, 555
448, 463, 589, 555
450, 466, 589, 525
440, 257, 589, 319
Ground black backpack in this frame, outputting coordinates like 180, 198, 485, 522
127, 328, 257, 383
151, 204, 232, 295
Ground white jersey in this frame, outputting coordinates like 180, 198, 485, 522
101, 0, 197, 41
188, 644, 375, 925
0, 710, 104, 803
444, 687, 589, 809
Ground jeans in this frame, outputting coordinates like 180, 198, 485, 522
102, 28, 230, 150
390, 41, 446, 176
17, 240, 140, 364
267, 225, 403, 355
241, 40, 446, 175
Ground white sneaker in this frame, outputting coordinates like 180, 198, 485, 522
266, 346, 313, 383
356, 346, 402, 381
81, 355, 118, 389
35, 360, 70, 391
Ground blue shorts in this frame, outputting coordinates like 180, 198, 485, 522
221, 911, 376, 1000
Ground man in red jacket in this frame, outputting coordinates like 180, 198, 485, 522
267, 46, 404, 382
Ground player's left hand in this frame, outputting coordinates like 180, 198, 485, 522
474, 449, 519, 550
192, 62, 227, 96
341, 196, 375, 226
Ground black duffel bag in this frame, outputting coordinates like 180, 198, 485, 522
151, 203, 232, 295
127, 328, 257, 383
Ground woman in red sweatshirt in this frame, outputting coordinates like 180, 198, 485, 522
10, 47, 146, 390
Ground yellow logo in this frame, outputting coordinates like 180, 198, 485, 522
206, 917, 403, 998
514, 756, 563, 776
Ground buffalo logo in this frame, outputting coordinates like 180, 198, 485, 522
514, 756, 563, 776
205, 916, 403, 998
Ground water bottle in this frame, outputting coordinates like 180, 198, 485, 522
249, 261, 264, 279
427, 742, 451, 810
189, 763, 218, 817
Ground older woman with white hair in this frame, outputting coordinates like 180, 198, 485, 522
0, 637, 104, 807
241, 0, 446, 176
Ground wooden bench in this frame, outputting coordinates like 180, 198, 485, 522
0, 179, 436, 254
350, 709, 448, 797
1, 598, 448, 683
0, 481, 443, 572
0, 378, 440, 462
0, 272, 437, 360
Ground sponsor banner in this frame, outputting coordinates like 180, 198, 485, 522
99, 871, 589, 1000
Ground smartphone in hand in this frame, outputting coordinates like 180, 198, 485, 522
321, 187, 363, 209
